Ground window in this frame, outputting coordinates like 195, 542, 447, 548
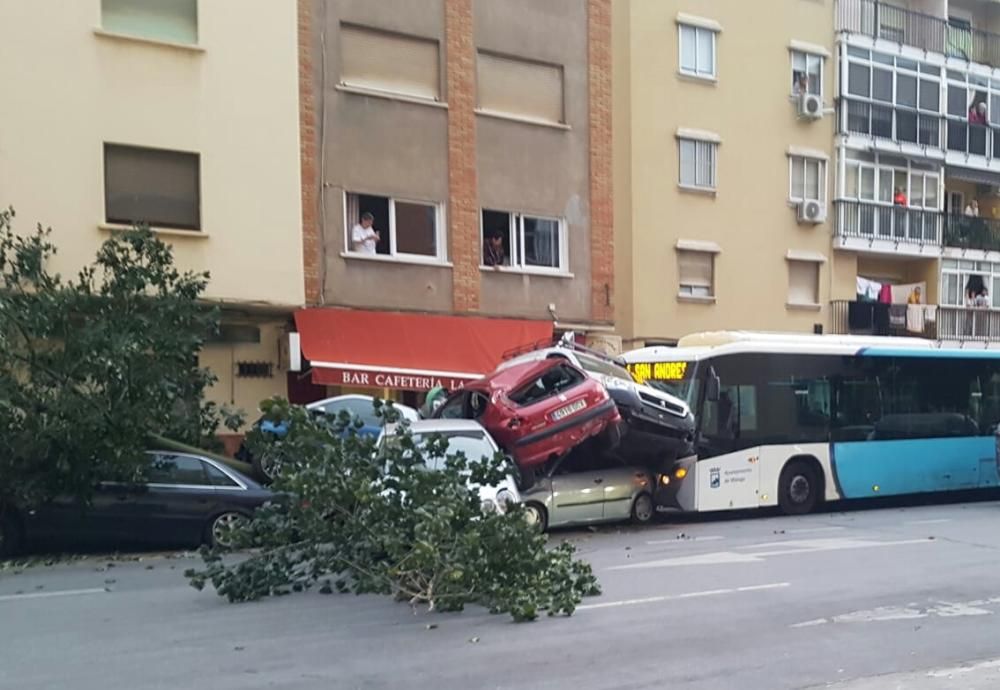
340, 25, 440, 100
677, 249, 714, 298
679, 24, 716, 78
104, 144, 200, 231
146, 454, 208, 486
480, 209, 565, 272
508, 364, 585, 407
101, 0, 198, 45
410, 432, 496, 470
789, 156, 826, 203
345, 192, 443, 261
678, 138, 717, 190
788, 260, 820, 306
315, 397, 380, 427
942, 259, 1000, 309
477, 52, 564, 124
791, 50, 822, 97
204, 463, 240, 488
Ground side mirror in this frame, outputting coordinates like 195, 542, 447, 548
706, 369, 721, 403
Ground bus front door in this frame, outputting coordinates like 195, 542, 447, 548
696, 448, 761, 511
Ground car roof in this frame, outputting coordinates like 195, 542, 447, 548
306, 394, 419, 420
391, 419, 492, 435
474, 357, 564, 390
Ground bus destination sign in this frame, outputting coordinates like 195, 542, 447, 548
626, 361, 688, 384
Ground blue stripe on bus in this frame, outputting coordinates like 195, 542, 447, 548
830, 437, 999, 498
857, 347, 1000, 359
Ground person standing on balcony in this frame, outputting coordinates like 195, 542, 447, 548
969, 101, 988, 125
894, 187, 908, 206
965, 199, 980, 217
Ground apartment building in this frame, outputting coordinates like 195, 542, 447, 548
293, 0, 614, 407
832, 0, 1000, 345
0, 1, 304, 442
613, 0, 839, 348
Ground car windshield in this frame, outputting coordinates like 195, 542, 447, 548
645, 378, 697, 405
381, 431, 497, 470
576, 353, 633, 381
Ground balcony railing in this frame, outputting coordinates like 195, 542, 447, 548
830, 300, 936, 338
843, 99, 942, 147
831, 301, 1000, 341
836, 200, 942, 246
943, 214, 1000, 251
937, 306, 1000, 341
945, 119, 1000, 159
838, 0, 1000, 70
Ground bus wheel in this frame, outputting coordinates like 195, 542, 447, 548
778, 461, 820, 515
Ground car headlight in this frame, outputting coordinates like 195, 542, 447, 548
495, 489, 517, 512
604, 377, 633, 391
481, 498, 498, 513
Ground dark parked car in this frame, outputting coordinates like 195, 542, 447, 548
0, 451, 276, 557
434, 358, 621, 473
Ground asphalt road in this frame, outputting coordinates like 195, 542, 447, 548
4, 496, 1000, 690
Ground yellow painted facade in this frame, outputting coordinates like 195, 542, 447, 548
614, 0, 844, 346
0, 1, 304, 426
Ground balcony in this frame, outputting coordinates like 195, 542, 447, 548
844, 98, 942, 148
836, 200, 943, 246
943, 214, 1000, 251
837, 0, 1000, 70
831, 300, 1000, 341
830, 299, 937, 337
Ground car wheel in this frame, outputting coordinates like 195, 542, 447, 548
631, 493, 654, 525
251, 450, 280, 484
523, 502, 548, 532
205, 511, 249, 549
778, 461, 821, 516
0, 513, 21, 559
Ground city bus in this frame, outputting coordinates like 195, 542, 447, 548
620, 331, 1000, 515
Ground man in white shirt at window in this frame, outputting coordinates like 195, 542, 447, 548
351, 212, 380, 254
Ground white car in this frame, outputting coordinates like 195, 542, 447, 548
306, 394, 419, 429
378, 419, 521, 514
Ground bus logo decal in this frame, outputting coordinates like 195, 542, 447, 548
710, 468, 721, 488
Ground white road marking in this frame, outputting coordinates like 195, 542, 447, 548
928, 658, 1000, 678
645, 535, 724, 546
577, 582, 790, 611
783, 526, 846, 535
612, 537, 933, 571
791, 596, 1000, 628
906, 518, 952, 525
0, 587, 107, 603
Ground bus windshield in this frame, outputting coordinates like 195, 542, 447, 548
623, 359, 698, 405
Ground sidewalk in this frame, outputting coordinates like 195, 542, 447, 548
813, 658, 1000, 689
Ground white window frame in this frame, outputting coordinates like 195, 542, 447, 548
678, 137, 718, 191
840, 152, 942, 211
790, 50, 824, 99
479, 209, 568, 274
788, 155, 827, 204
678, 23, 717, 80
941, 259, 1000, 309
343, 191, 447, 264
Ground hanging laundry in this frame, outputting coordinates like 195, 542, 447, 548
856, 276, 881, 302
889, 304, 907, 330
878, 283, 893, 304
891, 281, 926, 305
906, 304, 925, 334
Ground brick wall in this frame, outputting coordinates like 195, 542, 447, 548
445, 0, 480, 313
588, 0, 614, 324
299, 0, 322, 305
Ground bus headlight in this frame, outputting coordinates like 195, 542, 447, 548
659, 474, 671, 487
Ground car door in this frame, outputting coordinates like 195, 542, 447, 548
548, 452, 608, 525
25, 484, 136, 547
128, 453, 219, 545
595, 457, 650, 521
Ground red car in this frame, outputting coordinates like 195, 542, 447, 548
434, 358, 621, 471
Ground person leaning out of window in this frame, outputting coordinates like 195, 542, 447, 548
351, 212, 380, 255
483, 230, 507, 268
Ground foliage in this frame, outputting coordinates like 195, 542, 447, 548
0, 208, 231, 507
185, 399, 601, 622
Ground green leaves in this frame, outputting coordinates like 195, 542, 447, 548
185, 399, 601, 622
0, 210, 223, 508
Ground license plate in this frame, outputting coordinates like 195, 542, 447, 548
552, 399, 586, 421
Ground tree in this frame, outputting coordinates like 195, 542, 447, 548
186, 400, 601, 622
0, 208, 227, 508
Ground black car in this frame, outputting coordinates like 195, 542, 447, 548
0, 451, 276, 557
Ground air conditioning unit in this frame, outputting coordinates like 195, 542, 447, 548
798, 92, 824, 120
797, 200, 827, 224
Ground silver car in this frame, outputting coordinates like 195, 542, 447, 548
520, 453, 654, 531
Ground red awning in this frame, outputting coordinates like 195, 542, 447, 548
294, 308, 553, 391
